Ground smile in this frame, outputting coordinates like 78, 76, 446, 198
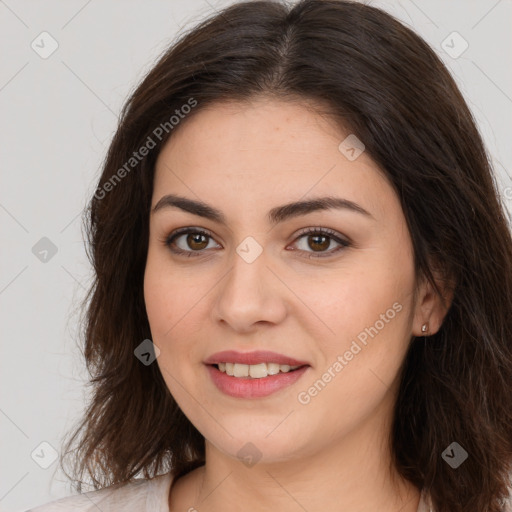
216, 362, 303, 378
206, 363, 309, 399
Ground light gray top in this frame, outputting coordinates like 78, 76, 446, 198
25, 471, 512, 512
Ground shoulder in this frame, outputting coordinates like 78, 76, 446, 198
25, 472, 174, 512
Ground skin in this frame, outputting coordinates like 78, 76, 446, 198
143, 97, 452, 512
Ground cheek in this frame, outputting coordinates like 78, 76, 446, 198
294, 298, 412, 444
291, 260, 411, 350
143, 250, 207, 384
144, 269, 198, 412
144, 267, 172, 339
143, 246, 201, 338
292, 255, 414, 408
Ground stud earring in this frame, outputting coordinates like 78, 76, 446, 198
421, 323, 428, 334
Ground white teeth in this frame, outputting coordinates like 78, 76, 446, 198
249, 363, 267, 378
216, 362, 302, 378
267, 363, 280, 375
233, 363, 249, 377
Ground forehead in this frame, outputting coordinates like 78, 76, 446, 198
153, 98, 396, 223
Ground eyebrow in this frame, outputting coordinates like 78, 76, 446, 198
151, 193, 375, 224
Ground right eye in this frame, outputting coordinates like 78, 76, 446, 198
164, 227, 220, 257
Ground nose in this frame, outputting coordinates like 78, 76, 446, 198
211, 246, 288, 333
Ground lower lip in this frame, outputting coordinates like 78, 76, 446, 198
206, 364, 309, 399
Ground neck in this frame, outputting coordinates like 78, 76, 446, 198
186, 403, 420, 512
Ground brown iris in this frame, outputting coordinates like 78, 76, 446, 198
308, 234, 330, 252
187, 233, 209, 250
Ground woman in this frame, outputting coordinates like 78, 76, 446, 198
28, 1, 512, 511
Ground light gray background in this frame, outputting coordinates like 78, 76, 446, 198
1, 1, 511, 510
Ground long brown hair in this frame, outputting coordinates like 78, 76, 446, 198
59, 1, 512, 510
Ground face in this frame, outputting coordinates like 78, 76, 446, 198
144, 97, 422, 465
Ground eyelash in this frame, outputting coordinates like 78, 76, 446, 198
163, 226, 351, 259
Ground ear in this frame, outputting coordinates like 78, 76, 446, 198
412, 259, 456, 337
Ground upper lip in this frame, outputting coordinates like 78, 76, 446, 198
204, 350, 310, 367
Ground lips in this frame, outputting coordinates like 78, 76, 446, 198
204, 350, 310, 367
206, 363, 310, 398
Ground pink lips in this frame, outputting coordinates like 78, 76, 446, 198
204, 350, 310, 399
204, 350, 309, 367
206, 365, 309, 399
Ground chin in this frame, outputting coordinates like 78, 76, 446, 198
203, 418, 312, 463
212, 435, 308, 466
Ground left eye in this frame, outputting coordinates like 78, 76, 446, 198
164, 227, 351, 259
290, 227, 351, 258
